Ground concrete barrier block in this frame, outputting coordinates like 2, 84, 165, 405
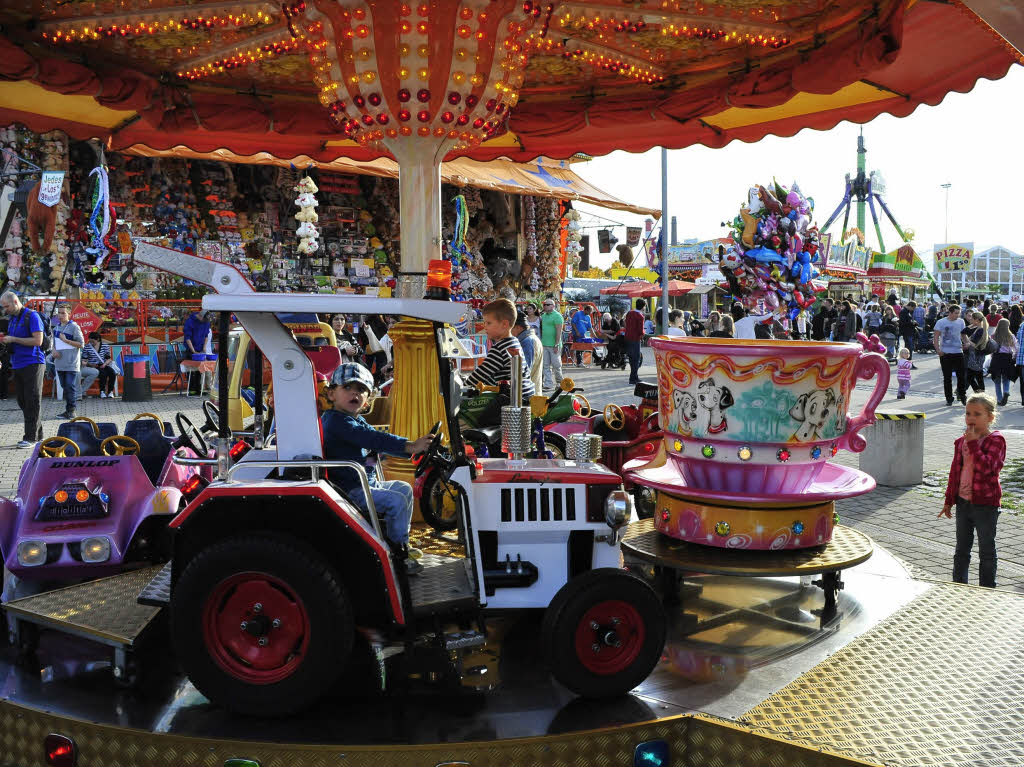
858, 411, 925, 487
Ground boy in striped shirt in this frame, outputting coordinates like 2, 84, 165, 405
465, 298, 535, 398
82, 332, 116, 398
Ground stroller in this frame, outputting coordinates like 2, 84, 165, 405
597, 331, 627, 370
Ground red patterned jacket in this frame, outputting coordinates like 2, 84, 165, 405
944, 431, 1006, 507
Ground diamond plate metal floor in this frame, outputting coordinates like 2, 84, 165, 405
741, 581, 1024, 767
4, 566, 164, 647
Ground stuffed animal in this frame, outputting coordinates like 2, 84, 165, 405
25, 180, 68, 254
293, 176, 318, 195
294, 207, 319, 223
294, 193, 318, 209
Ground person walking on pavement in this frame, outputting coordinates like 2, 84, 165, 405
898, 301, 919, 365
0, 290, 46, 447
513, 309, 543, 396
938, 394, 1006, 588
51, 304, 84, 419
1014, 317, 1024, 406
623, 299, 646, 385
934, 304, 967, 406
538, 297, 563, 392
989, 319, 1017, 407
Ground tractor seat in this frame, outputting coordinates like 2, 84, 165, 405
633, 381, 659, 401
305, 345, 342, 379
123, 419, 174, 484
97, 423, 118, 441
56, 423, 103, 456
462, 425, 502, 446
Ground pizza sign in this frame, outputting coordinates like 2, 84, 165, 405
935, 242, 974, 271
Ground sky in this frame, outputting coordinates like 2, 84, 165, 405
571, 64, 1024, 272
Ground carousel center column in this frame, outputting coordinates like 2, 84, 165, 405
381, 138, 449, 483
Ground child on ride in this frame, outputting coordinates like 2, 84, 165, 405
465, 298, 535, 397
321, 362, 433, 575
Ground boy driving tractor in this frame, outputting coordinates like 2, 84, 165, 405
321, 361, 433, 574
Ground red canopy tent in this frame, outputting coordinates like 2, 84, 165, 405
599, 282, 651, 298
637, 281, 696, 299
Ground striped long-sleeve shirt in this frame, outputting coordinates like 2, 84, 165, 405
465, 336, 535, 397
1015, 325, 1024, 366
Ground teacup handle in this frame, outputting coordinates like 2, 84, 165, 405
839, 351, 891, 453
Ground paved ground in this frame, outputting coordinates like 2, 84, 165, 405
2, 346, 1022, 591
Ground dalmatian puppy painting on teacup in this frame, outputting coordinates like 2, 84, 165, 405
789, 388, 837, 442
669, 390, 698, 435
694, 378, 734, 435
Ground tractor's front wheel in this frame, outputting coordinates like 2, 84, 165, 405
542, 569, 665, 698
171, 533, 353, 716
419, 473, 463, 532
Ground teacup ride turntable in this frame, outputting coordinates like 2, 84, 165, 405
622, 335, 889, 630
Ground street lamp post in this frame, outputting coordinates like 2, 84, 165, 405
941, 183, 952, 244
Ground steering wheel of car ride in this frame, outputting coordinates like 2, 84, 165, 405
101, 435, 141, 457
39, 436, 81, 458
413, 421, 444, 479
573, 393, 592, 418
201, 400, 219, 434
68, 416, 101, 438
603, 403, 626, 431
175, 413, 210, 457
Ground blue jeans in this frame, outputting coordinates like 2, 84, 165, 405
625, 340, 642, 383
953, 497, 999, 588
348, 479, 413, 547
57, 369, 78, 412
993, 375, 1009, 401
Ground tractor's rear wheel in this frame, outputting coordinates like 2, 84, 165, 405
542, 569, 665, 698
545, 434, 567, 460
171, 533, 353, 716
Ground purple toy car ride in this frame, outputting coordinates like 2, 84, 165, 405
0, 412, 211, 604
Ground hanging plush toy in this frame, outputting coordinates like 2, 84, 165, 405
293, 176, 320, 255
25, 178, 68, 255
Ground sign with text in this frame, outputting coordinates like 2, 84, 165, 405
70, 303, 103, 335
626, 227, 642, 247
37, 171, 66, 207
934, 242, 974, 271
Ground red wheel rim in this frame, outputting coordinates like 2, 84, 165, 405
202, 571, 311, 685
573, 599, 645, 675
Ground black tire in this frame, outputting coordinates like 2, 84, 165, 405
419, 473, 463, 532
542, 568, 666, 698
545, 433, 567, 460
633, 486, 656, 520
171, 533, 353, 716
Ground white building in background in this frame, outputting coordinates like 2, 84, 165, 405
937, 246, 1023, 301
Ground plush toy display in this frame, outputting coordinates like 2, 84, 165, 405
293, 176, 320, 255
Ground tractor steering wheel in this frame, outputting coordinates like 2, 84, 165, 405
101, 435, 141, 457
413, 421, 444, 479
201, 400, 219, 434
40, 436, 80, 458
603, 403, 626, 431
175, 413, 210, 457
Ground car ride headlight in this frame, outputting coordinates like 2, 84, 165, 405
80, 536, 111, 563
604, 489, 632, 530
17, 540, 47, 567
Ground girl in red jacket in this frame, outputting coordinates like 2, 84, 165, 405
939, 394, 1006, 588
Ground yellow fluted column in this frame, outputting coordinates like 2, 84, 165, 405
381, 318, 449, 486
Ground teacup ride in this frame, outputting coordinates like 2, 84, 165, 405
622, 335, 889, 626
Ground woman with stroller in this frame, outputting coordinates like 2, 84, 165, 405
598, 311, 626, 369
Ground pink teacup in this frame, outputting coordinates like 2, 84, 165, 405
650, 336, 889, 496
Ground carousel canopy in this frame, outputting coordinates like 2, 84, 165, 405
0, 1, 1019, 163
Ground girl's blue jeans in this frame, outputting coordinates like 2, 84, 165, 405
954, 497, 999, 588
993, 374, 1009, 401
